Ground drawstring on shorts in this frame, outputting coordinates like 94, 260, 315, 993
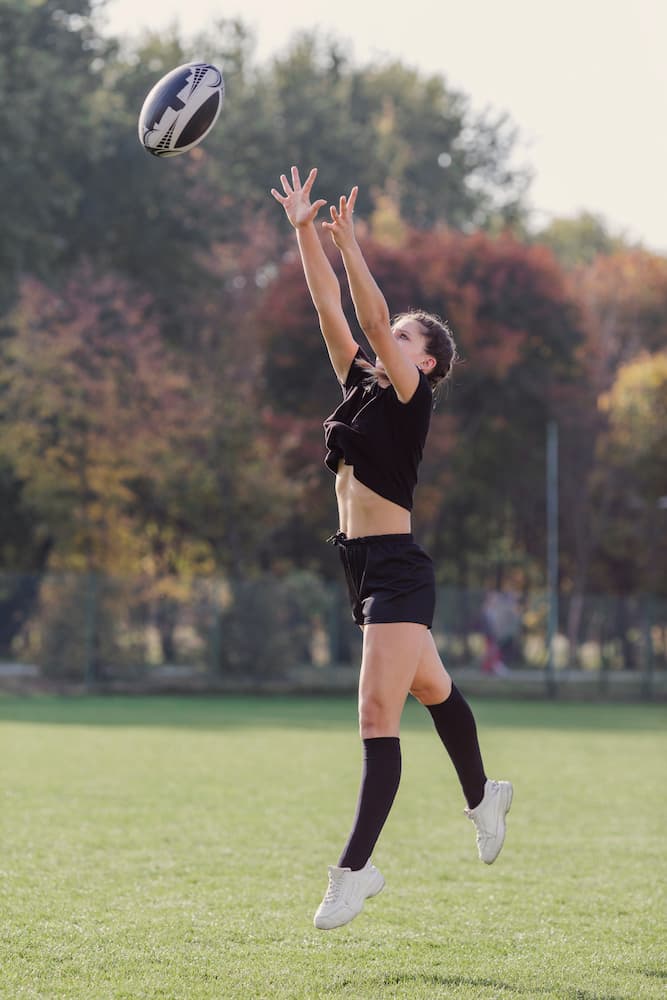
327, 531, 347, 547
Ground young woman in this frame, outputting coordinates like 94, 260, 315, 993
271, 166, 513, 931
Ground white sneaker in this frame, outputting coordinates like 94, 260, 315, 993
465, 779, 513, 864
313, 860, 385, 930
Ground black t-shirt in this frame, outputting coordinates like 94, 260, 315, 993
323, 347, 433, 512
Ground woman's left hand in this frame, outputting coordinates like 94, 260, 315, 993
322, 187, 359, 251
270, 166, 327, 230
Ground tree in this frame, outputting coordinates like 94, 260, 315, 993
139, 26, 527, 251
0, 12, 531, 343
556, 248, 667, 610
572, 250, 667, 377
160, 219, 305, 577
0, 264, 190, 573
0, 0, 111, 305
0, 460, 54, 655
592, 351, 667, 596
255, 34, 528, 233
409, 230, 583, 586
531, 212, 629, 268
78, 23, 246, 331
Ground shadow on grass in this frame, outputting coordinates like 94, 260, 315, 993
639, 968, 667, 981
326, 973, 531, 996
565, 993, 628, 1000
328, 972, 627, 999
0, 693, 664, 733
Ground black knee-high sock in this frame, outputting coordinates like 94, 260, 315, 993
337, 737, 401, 871
426, 684, 487, 809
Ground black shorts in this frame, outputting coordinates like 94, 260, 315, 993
329, 532, 436, 628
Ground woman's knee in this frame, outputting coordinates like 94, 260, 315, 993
410, 675, 452, 705
358, 692, 401, 738
357, 622, 429, 736
410, 657, 452, 705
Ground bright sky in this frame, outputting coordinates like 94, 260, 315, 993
102, 0, 667, 254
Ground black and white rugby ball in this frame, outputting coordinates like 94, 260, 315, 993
138, 62, 224, 157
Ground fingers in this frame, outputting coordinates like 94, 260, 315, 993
302, 167, 318, 194
271, 167, 317, 199
271, 169, 359, 226
305, 199, 327, 224
329, 186, 358, 221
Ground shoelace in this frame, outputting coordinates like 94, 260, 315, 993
323, 870, 345, 903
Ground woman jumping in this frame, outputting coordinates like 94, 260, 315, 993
271, 166, 513, 930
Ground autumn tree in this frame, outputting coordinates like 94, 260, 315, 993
0, 264, 190, 573
592, 351, 667, 596
556, 249, 667, 614
135, 212, 306, 578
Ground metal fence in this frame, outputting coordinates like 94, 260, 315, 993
0, 571, 665, 698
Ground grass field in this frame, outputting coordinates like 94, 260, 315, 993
0, 694, 665, 1000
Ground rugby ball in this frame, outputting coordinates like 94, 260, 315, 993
138, 62, 224, 157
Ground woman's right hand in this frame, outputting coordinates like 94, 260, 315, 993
270, 166, 327, 229
322, 187, 358, 253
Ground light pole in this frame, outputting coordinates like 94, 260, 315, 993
546, 420, 559, 697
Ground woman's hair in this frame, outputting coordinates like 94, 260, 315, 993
355, 310, 457, 394
395, 310, 457, 390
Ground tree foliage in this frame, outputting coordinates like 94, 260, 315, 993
532, 212, 630, 268
0, 265, 189, 572
0, 0, 110, 303
590, 352, 667, 595
554, 249, 667, 599
0, 6, 665, 609
0, 11, 528, 310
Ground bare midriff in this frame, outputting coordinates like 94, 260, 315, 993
335, 460, 411, 538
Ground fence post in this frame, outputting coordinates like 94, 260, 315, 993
640, 594, 654, 700
598, 595, 610, 697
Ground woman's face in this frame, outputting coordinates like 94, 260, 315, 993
376, 318, 435, 375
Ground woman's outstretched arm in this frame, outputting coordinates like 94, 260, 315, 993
323, 188, 419, 403
271, 166, 358, 383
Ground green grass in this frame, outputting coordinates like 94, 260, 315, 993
0, 695, 665, 999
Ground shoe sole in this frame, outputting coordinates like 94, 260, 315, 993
313, 872, 385, 930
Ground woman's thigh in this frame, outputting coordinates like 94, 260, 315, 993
358, 622, 431, 737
